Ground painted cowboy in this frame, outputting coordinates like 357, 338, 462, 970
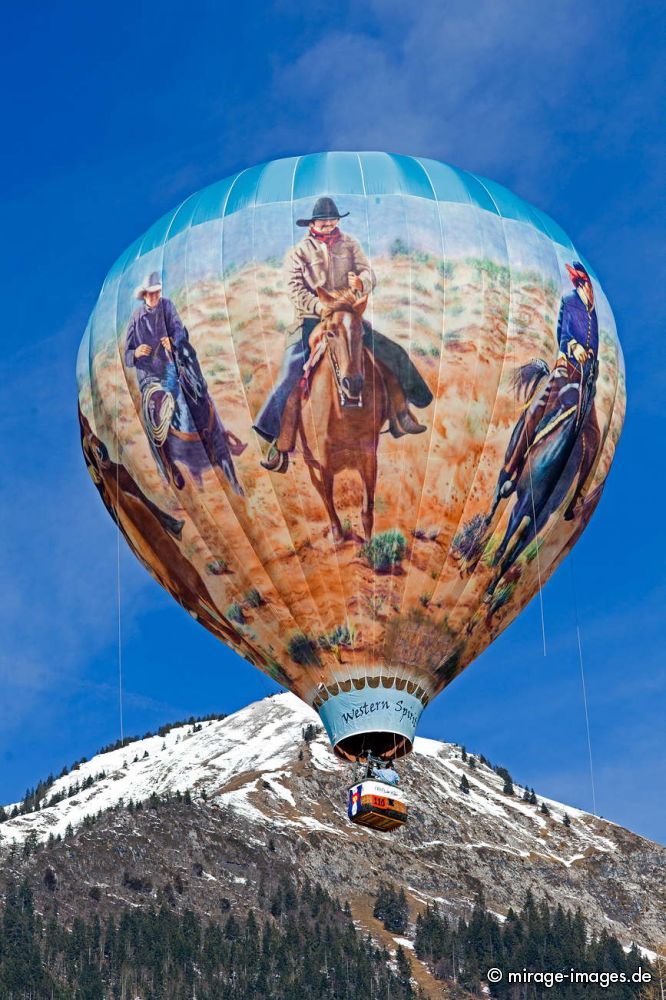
124, 272, 188, 486
495, 261, 599, 516
125, 272, 246, 491
253, 197, 433, 472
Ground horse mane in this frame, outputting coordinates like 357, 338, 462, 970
511, 358, 550, 400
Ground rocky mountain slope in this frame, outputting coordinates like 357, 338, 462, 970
1, 693, 663, 975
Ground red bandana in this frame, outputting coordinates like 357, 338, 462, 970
566, 263, 590, 286
566, 263, 594, 308
310, 226, 341, 246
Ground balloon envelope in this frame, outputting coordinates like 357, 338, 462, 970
77, 152, 624, 760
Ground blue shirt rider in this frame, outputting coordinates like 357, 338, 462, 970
124, 271, 189, 488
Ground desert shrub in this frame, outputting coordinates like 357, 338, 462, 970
226, 603, 245, 624
288, 632, 320, 666
207, 558, 228, 575
320, 623, 356, 649
452, 514, 487, 563
437, 260, 455, 279
390, 237, 409, 257
362, 530, 407, 573
245, 587, 264, 608
468, 258, 511, 285
366, 594, 385, 617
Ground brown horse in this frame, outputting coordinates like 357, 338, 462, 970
294, 287, 388, 543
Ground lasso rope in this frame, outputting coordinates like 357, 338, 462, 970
142, 381, 176, 445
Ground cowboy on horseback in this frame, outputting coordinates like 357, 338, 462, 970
492, 261, 600, 520
124, 272, 245, 491
253, 197, 433, 473
124, 272, 188, 487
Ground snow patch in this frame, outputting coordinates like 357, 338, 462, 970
309, 741, 341, 772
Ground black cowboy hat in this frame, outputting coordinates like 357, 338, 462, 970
296, 196, 350, 227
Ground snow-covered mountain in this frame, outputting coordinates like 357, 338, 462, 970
1, 693, 664, 959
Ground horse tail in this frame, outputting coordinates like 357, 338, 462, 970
511, 358, 550, 400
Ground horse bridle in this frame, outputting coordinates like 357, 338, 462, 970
325, 314, 365, 409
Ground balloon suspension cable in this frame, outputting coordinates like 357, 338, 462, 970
115, 342, 125, 748
527, 454, 547, 657
570, 557, 597, 817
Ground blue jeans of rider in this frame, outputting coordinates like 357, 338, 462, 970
253, 324, 314, 442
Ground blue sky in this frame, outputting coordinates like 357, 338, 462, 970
1, 2, 664, 842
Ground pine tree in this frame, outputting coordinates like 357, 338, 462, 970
396, 946, 414, 997
373, 883, 409, 934
459, 774, 470, 794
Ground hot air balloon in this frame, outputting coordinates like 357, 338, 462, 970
77, 152, 624, 828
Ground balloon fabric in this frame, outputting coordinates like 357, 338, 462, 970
77, 151, 624, 763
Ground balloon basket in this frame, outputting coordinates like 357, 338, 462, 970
347, 780, 408, 832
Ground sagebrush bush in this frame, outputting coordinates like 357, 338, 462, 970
288, 632, 320, 666
362, 530, 407, 573
226, 603, 245, 624
245, 587, 264, 608
319, 623, 356, 649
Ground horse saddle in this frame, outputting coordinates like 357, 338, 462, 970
300, 326, 328, 398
